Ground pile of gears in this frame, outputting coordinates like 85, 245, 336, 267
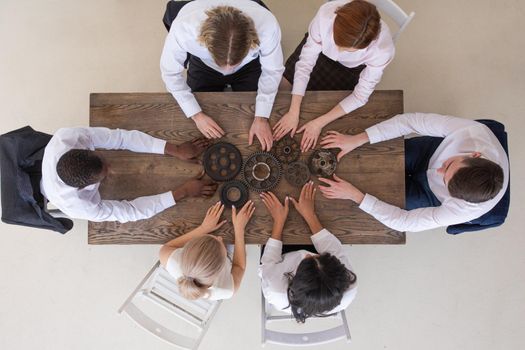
202, 136, 338, 208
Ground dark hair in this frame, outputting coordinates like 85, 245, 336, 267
199, 6, 260, 67
286, 253, 356, 323
448, 157, 504, 203
56, 149, 104, 188
333, 0, 381, 49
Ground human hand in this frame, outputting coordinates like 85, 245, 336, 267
289, 181, 316, 220
231, 200, 255, 234
297, 118, 323, 153
249, 117, 273, 151
320, 131, 369, 161
318, 174, 365, 204
191, 112, 225, 139
260, 192, 289, 227
199, 202, 227, 233
273, 109, 299, 141
165, 137, 211, 162
172, 170, 218, 200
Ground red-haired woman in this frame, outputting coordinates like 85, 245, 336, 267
273, 0, 395, 152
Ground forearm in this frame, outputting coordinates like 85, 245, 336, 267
232, 228, 246, 271
163, 226, 207, 249
270, 220, 285, 240
302, 213, 323, 235
316, 104, 346, 128
288, 94, 304, 113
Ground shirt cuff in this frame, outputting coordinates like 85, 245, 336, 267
160, 191, 176, 208
178, 96, 202, 118
339, 94, 366, 114
291, 84, 307, 97
265, 237, 283, 250
152, 139, 167, 155
364, 126, 382, 144
310, 228, 332, 243
255, 102, 273, 118
359, 193, 378, 214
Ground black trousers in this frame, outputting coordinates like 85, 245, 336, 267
162, 0, 268, 92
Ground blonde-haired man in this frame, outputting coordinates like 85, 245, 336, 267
161, 0, 284, 151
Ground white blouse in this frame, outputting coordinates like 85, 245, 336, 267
258, 229, 357, 314
166, 248, 235, 300
292, 0, 395, 113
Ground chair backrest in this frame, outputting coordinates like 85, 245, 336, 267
261, 291, 351, 347
328, 0, 415, 42
119, 262, 222, 350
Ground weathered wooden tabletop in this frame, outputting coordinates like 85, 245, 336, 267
89, 91, 405, 245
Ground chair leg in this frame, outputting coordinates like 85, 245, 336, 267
118, 262, 160, 313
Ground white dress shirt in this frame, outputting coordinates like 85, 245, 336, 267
160, 0, 284, 118
166, 248, 234, 300
292, 0, 395, 113
259, 229, 357, 314
40, 127, 176, 223
359, 113, 510, 232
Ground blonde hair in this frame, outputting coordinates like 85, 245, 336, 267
199, 6, 260, 67
177, 235, 226, 300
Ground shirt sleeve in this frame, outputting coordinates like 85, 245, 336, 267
291, 10, 323, 96
160, 23, 202, 118
365, 113, 480, 144
255, 23, 284, 118
359, 193, 485, 232
85, 127, 166, 154
311, 228, 354, 271
89, 191, 176, 223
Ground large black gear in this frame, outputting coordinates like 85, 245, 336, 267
308, 149, 337, 177
220, 180, 250, 209
285, 161, 311, 187
242, 151, 282, 192
273, 135, 300, 164
202, 142, 243, 181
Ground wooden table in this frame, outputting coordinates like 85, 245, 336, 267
89, 91, 405, 245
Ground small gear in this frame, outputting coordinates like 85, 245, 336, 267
220, 180, 250, 209
242, 151, 282, 192
202, 142, 243, 181
285, 161, 311, 187
273, 135, 300, 164
308, 149, 337, 177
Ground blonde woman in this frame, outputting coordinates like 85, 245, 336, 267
159, 201, 255, 300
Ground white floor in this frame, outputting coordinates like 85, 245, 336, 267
1, 1, 524, 349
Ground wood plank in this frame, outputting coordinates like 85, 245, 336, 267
88, 91, 405, 245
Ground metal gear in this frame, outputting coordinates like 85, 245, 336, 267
202, 142, 243, 181
242, 151, 282, 192
273, 135, 300, 164
220, 180, 250, 209
308, 149, 337, 177
284, 161, 311, 187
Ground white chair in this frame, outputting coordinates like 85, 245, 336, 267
261, 291, 351, 347
119, 262, 222, 350
329, 0, 415, 42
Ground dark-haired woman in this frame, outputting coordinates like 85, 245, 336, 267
273, 0, 395, 153
258, 182, 357, 322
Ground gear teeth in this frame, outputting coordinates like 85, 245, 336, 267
203, 142, 243, 181
220, 180, 250, 209
285, 161, 311, 187
272, 135, 301, 164
242, 151, 282, 192
308, 149, 338, 177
